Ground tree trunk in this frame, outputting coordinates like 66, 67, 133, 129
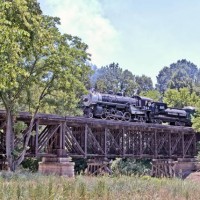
14, 115, 36, 168
6, 108, 15, 171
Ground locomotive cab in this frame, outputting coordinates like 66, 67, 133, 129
183, 106, 196, 122
150, 102, 167, 114
132, 95, 153, 109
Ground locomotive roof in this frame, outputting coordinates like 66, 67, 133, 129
132, 95, 153, 101
165, 108, 187, 114
183, 106, 196, 110
152, 102, 167, 105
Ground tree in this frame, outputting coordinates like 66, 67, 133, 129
140, 90, 161, 101
168, 69, 193, 91
156, 66, 172, 94
95, 63, 137, 95
0, 0, 91, 171
193, 69, 200, 95
121, 70, 138, 96
135, 75, 154, 94
156, 59, 198, 94
163, 88, 199, 108
95, 63, 123, 93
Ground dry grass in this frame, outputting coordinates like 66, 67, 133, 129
0, 171, 200, 200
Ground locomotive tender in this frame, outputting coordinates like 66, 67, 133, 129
82, 91, 195, 126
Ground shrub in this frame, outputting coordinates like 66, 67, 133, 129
111, 158, 151, 176
73, 158, 87, 174
21, 158, 39, 172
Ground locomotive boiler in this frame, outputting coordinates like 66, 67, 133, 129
83, 91, 152, 122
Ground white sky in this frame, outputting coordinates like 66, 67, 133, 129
38, 0, 200, 85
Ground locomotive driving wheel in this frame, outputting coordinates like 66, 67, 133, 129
123, 112, 131, 121
175, 121, 185, 126
152, 119, 162, 124
116, 111, 123, 121
138, 116, 145, 123
88, 112, 93, 118
101, 108, 107, 120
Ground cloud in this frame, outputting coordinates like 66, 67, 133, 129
39, 0, 121, 67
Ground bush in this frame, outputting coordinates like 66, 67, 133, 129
111, 158, 151, 176
73, 158, 87, 174
21, 158, 39, 172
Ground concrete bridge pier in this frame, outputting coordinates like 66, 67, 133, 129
38, 149, 75, 177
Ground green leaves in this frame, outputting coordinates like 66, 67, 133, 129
0, 0, 92, 170
163, 88, 199, 108
0, 0, 91, 115
93, 63, 154, 96
156, 59, 199, 94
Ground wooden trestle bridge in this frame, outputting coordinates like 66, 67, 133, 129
0, 110, 197, 161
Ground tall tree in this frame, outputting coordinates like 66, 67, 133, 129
0, 0, 91, 170
95, 63, 137, 95
95, 63, 121, 92
156, 59, 198, 94
135, 75, 154, 94
168, 69, 193, 91
156, 66, 172, 95
121, 70, 138, 96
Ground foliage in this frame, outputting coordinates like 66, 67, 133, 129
140, 90, 161, 101
135, 75, 154, 94
95, 63, 137, 95
73, 158, 87, 174
93, 63, 154, 96
21, 158, 39, 172
0, 0, 91, 171
111, 158, 151, 176
163, 88, 199, 108
156, 59, 199, 94
13, 121, 27, 136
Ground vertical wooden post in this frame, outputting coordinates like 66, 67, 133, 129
35, 120, 39, 157
62, 122, 66, 150
182, 132, 185, 158
104, 127, 107, 157
85, 124, 88, 158
122, 128, 125, 157
169, 131, 172, 157
194, 133, 197, 156
154, 130, 157, 158
140, 130, 143, 157
59, 123, 63, 149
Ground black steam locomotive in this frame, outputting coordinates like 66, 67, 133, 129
82, 91, 195, 127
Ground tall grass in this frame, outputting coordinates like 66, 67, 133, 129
0, 171, 200, 200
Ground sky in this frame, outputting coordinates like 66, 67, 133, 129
38, 0, 200, 85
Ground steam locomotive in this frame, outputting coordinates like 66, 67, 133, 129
82, 91, 195, 126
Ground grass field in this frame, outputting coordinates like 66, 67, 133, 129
0, 171, 200, 200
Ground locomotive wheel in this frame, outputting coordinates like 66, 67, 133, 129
88, 112, 93, 118
101, 114, 106, 119
138, 116, 143, 122
153, 119, 162, 124
175, 121, 185, 126
110, 109, 116, 120
116, 111, 123, 121
123, 112, 131, 121
105, 111, 111, 120
101, 109, 107, 119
